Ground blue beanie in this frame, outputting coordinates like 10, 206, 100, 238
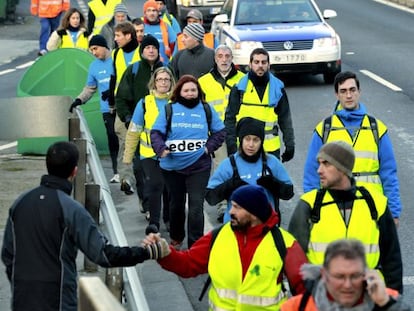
230, 185, 271, 222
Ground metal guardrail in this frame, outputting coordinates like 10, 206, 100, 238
75, 109, 150, 311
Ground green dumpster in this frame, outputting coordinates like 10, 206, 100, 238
17, 48, 109, 155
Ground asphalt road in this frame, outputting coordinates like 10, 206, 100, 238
1, 0, 414, 310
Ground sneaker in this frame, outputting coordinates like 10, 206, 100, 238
120, 179, 134, 195
38, 49, 47, 56
110, 174, 120, 183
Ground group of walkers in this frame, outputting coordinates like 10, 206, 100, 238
2, 0, 409, 310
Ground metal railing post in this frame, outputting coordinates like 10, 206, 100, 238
73, 138, 87, 206
105, 267, 124, 302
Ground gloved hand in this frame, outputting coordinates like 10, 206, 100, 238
145, 239, 171, 259
101, 89, 111, 101
69, 98, 82, 113
281, 146, 294, 163
257, 175, 277, 191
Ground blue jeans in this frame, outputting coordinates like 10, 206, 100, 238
162, 169, 210, 248
39, 13, 61, 50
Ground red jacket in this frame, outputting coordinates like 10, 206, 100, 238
158, 209, 308, 294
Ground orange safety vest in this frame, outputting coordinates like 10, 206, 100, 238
177, 32, 214, 50
30, 0, 69, 18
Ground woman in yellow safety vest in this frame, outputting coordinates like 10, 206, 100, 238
123, 67, 175, 231
47, 8, 89, 51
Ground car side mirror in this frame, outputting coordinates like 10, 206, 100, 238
323, 9, 337, 19
215, 14, 229, 23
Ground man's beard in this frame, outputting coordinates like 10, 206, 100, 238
230, 216, 250, 232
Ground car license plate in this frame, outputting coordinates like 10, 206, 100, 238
274, 54, 306, 63
210, 7, 221, 14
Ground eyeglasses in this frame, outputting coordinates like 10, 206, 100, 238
155, 78, 171, 83
326, 271, 365, 284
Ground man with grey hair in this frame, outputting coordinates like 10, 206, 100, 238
100, 3, 131, 49
282, 239, 410, 310
170, 22, 215, 79
199, 44, 245, 222
289, 141, 403, 293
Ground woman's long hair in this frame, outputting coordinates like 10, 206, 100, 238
170, 74, 206, 104
60, 8, 86, 30
147, 67, 176, 93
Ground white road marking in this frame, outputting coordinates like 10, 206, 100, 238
0, 69, 16, 76
0, 141, 17, 150
359, 69, 403, 92
403, 276, 414, 285
16, 61, 35, 69
372, 0, 414, 14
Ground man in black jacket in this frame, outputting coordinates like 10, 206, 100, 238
1, 141, 170, 311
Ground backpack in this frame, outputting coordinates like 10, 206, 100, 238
198, 224, 287, 301
164, 102, 212, 134
310, 186, 378, 224
321, 115, 379, 145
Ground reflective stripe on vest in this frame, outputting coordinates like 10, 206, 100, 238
301, 189, 386, 268
237, 80, 279, 152
208, 224, 288, 310
199, 71, 244, 121
139, 95, 159, 158
316, 114, 386, 192
60, 32, 89, 50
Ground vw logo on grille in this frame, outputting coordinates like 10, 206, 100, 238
283, 41, 294, 50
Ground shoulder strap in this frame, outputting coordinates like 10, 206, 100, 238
271, 226, 286, 261
310, 189, 327, 223
132, 61, 140, 76
356, 186, 378, 220
229, 154, 239, 178
112, 48, 120, 79
321, 116, 332, 143
367, 115, 379, 145
202, 102, 212, 133
165, 102, 173, 133
298, 289, 312, 311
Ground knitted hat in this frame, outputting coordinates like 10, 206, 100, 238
114, 3, 128, 14
236, 117, 265, 142
231, 185, 271, 223
183, 23, 205, 42
89, 35, 108, 49
143, 0, 158, 12
139, 34, 160, 54
186, 9, 203, 20
317, 141, 355, 178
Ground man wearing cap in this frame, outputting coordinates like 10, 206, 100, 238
155, 0, 181, 35
303, 71, 402, 225
146, 184, 308, 310
176, 9, 218, 50
142, 0, 177, 64
100, 3, 131, 49
115, 34, 163, 200
288, 141, 403, 293
206, 117, 293, 223
170, 22, 215, 79
70, 35, 120, 184
87, 0, 122, 35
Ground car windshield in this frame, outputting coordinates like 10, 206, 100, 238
235, 0, 320, 25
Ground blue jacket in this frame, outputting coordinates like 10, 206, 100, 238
303, 102, 402, 218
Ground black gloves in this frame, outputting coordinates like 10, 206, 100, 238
257, 175, 294, 200
101, 89, 115, 108
205, 175, 247, 205
281, 146, 294, 163
69, 98, 82, 113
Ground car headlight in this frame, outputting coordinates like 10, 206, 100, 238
314, 36, 338, 48
233, 41, 263, 50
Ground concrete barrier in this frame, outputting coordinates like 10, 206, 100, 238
78, 276, 126, 311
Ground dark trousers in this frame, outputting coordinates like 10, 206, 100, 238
141, 158, 164, 229
162, 169, 210, 248
103, 113, 119, 174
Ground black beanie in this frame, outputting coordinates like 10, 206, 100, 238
89, 35, 108, 49
139, 34, 160, 55
230, 184, 271, 223
237, 117, 265, 142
